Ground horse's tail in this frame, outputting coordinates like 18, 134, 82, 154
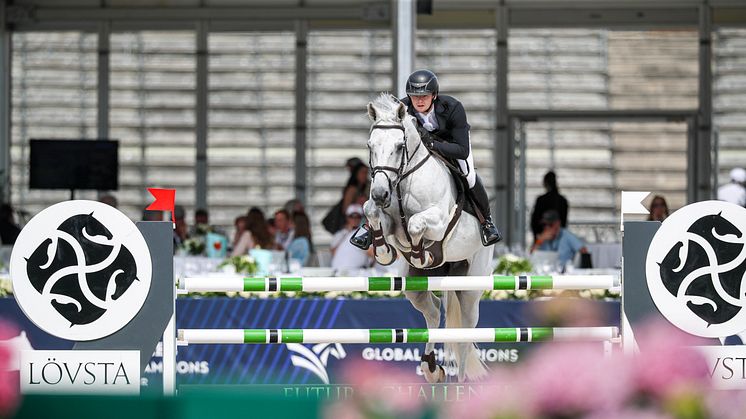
444, 290, 489, 381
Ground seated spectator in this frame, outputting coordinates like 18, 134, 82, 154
530, 210, 587, 267
287, 212, 313, 267
190, 208, 211, 236
330, 204, 373, 271
647, 195, 670, 222
230, 216, 248, 252
232, 208, 274, 256
284, 199, 305, 217
173, 205, 188, 248
273, 209, 294, 250
717, 167, 746, 207
0, 204, 21, 245
99, 193, 118, 208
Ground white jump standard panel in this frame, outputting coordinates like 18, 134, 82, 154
180, 275, 619, 293
178, 327, 619, 345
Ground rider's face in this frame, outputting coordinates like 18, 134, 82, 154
410, 94, 435, 113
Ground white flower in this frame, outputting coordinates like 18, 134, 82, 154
579, 290, 592, 299
514, 290, 528, 299
226, 291, 237, 298
238, 291, 252, 298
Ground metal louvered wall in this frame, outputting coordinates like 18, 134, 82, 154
7, 26, 745, 247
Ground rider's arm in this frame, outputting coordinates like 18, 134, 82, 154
430, 102, 470, 160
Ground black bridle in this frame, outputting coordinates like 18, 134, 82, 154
368, 123, 430, 199
368, 122, 431, 248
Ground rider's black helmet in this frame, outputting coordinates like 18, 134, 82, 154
406, 69, 439, 96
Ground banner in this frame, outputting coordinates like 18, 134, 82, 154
0, 297, 619, 390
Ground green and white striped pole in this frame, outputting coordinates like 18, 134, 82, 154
180, 275, 618, 293
178, 326, 618, 345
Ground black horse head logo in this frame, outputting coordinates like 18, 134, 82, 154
658, 212, 746, 327
25, 212, 139, 326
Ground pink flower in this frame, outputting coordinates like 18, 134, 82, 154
333, 359, 427, 416
0, 320, 20, 416
518, 342, 634, 416
446, 367, 533, 419
705, 390, 746, 419
631, 321, 710, 397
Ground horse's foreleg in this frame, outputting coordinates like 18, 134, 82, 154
456, 290, 487, 382
405, 290, 445, 383
407, 207, 448, 268
363, 199, 397, 265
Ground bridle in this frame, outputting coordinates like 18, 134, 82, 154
368, 122, 431, 205
368, 121, 431, 248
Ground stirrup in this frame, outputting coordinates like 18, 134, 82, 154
349, 223, 372, 250
480, 219, 502, 246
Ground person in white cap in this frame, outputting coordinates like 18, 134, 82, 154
718, 167, 746, 207
330, 204, 373, 271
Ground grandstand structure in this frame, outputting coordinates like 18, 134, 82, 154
4, 1, 746, 246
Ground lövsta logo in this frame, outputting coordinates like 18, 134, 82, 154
10, 201, 152, 341
646, 200, 746, 338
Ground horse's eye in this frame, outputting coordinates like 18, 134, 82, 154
396, 143, 405, 150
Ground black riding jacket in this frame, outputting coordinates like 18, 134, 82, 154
400, 94, 471, 161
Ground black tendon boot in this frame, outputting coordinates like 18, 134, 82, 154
349, 223, 373, 250
470, 176, 502, 246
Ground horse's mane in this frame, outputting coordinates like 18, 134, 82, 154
370, 93, 419, 140
371, 93, 403, 122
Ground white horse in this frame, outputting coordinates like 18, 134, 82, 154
363, 93, 494, 383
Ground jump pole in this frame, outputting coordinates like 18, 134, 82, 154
178, 327, 618, 345
179, 274, 619, 293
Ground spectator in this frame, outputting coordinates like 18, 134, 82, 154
99, 193, 118, 208
190, 208, 211, 236
0, 204, 20, 245
267, 217, 277, 238
330, 204, 373, 271
322, 161, 369, 234
717, 167, 746, 207
284, 198, 305, 217
273, 209, 294, 250
142, 208, 162, 222
345, 157, 364, 173
647, 195, 670, 222
230, 216, 248, 252
173, 205, 188, 248
231, 208, 274, 256
287, 212, 313, 267
530, 210, 587, 267
530, 171, 569, 241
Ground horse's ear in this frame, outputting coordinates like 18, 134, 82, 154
367, 102, 377, 121
396, 102, 406, 121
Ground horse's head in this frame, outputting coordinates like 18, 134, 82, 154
366, 93, 419, 208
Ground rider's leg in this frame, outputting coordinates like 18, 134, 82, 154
469, 175, 502, 246
458, 143, 501, 246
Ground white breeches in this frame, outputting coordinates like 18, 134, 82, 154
458, 142, 476, 188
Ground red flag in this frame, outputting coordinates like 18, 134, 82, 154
146, 188, 176, 224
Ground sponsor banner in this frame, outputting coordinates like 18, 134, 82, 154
20, 350, 140, 395
0, 297, 620, 388
697, 346, 746, 389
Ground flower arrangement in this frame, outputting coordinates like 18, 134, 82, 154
218, 255, 258, 275
0, 278, 11, 298
181, 237, 206, 256
328, 321, 738, 419
494, 253, 533, 276
0, 320, 20, 416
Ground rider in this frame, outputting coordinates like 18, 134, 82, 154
352, 69, 502, 248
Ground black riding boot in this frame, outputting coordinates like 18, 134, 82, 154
470, 175, 502, 246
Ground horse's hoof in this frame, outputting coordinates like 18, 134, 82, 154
421, 362, 446, 383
